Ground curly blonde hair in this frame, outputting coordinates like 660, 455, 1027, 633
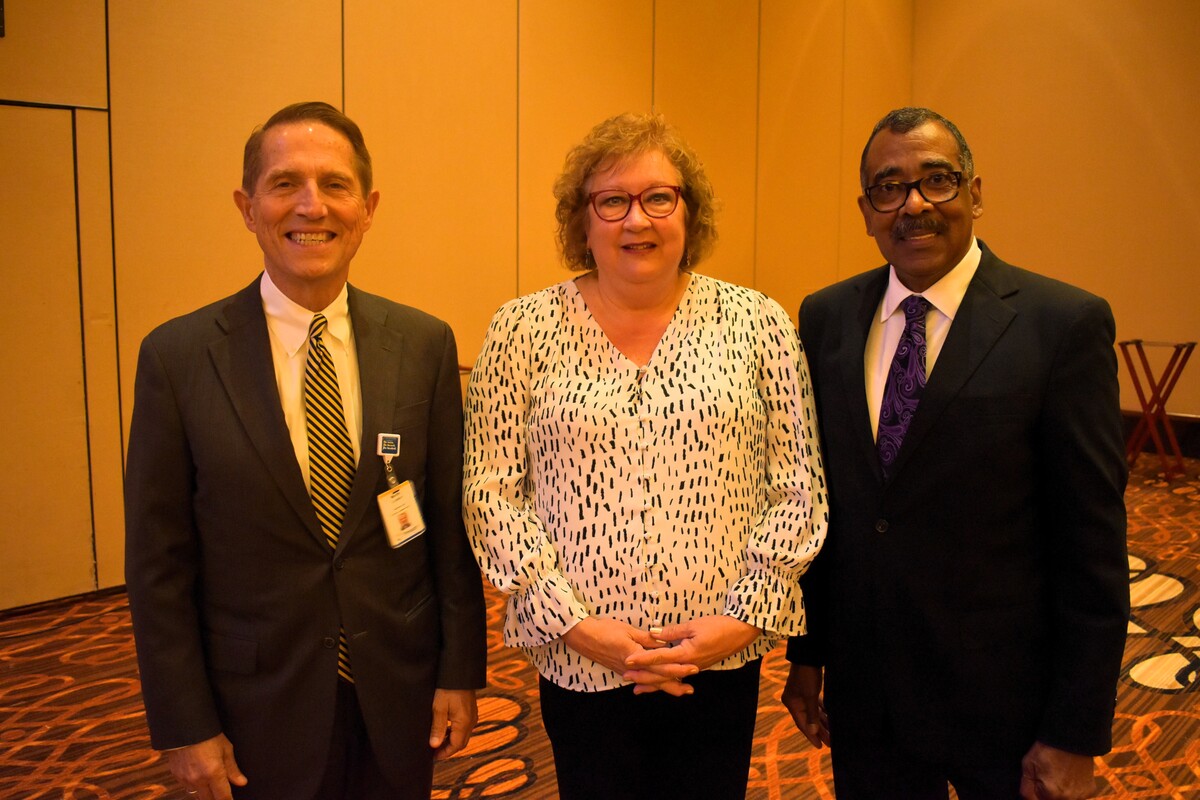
553, 112, 718, 271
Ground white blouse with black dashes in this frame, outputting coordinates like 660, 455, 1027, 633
463, 274, 827, 691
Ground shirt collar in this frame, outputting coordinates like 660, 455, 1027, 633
259, 272, 352, 357
879, 237, 981, 322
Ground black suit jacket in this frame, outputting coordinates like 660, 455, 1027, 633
788, 242, 1129, 764
125, 277, 486, 798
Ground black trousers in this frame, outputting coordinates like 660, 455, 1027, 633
311, 678, 432, 800
829, 724, 1023, 800
538, 659, 762, 800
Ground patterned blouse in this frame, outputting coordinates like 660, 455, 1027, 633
463, 274, 827, 691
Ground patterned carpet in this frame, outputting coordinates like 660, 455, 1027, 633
1, 458, 1197, 799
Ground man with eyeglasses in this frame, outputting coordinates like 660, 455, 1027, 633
781, 107, 1129, 800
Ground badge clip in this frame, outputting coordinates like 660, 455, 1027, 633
377, 433, 401, 488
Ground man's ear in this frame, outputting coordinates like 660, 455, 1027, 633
361, 189, 381, 231
857, 194, 873, 235
233, 188, 256, 231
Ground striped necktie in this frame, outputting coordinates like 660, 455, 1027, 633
304, 313, 356, 682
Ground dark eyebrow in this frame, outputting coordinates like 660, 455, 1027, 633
870, 166, 902, 184
870, 158, 957, 185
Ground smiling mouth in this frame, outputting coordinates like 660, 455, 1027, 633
623, 243, 655, 251
288, 232, 333, 246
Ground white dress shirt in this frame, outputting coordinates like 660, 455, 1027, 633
260, 272, 362, 488
865, 238, 981, 439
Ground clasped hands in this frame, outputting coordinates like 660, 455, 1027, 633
562, 614, 760, 696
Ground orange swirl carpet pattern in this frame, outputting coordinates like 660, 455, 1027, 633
1, 459, 1198, 798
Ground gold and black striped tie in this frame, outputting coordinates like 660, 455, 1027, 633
304, 313, 356, 682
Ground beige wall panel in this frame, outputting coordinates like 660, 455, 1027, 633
344, 0, 518, 364
517, 0, 654, 298
757, 0, 848, 321
0, 107, 95, 609
912, 0, 1200, 414
840, 0, 914, 279
109, 0, 343, 433
77, 110, 125, 589
654, 0, 758, 290
0, 0, 107, 108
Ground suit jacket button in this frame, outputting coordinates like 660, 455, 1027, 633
334, 558, 345, 570
875, 519, 889, 533
322, 636, 336, 649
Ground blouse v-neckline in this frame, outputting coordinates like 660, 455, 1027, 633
565, 273, 695, 369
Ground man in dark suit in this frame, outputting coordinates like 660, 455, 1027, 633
125, 102, 486, 800
781, 108, 1129, 800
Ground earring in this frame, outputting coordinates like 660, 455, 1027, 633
586, 248, 594, 269
684, 249, 691, 269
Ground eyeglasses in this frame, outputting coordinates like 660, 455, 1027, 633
588, 185, 682, 221
864, 171, 963, 213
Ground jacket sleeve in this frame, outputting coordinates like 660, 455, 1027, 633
424, 321, 489, 689
786, 292, 832, 666
1034, 293, 1129, 755
124, 331, 224, 750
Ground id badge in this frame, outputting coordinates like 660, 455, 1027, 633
377, 480, 426, 549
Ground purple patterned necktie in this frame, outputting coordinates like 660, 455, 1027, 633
877, 295, 931, 477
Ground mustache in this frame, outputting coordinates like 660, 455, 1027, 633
892, 215, 946, 241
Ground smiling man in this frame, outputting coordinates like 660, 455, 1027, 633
125, 102, 486, 800
781, 108, 1129, 800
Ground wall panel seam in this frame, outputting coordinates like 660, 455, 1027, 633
515, 0, 522, 298
752, 0, 761, 289
651, 0, 657, 109
0, 99, 107, 112
836, 0, 848, 282
71, 108, 101, 589
103, 3, 126, 495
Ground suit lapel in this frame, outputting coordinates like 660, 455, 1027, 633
337, 286, 404, 551
841, 269, 890, 483
888, 247, 1018, 479
208, 278, 325, 545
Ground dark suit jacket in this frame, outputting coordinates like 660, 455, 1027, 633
787, 242, 1129, 764
125, 277, 486, 799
